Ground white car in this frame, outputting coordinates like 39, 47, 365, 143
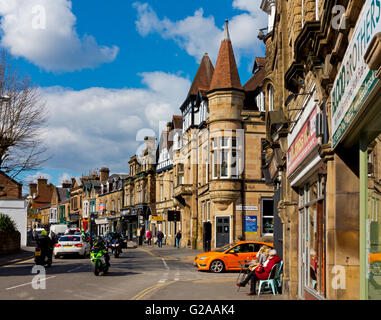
53, 235, 90, 258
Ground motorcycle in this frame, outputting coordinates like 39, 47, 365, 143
110, 239, 122, 258
90, 248, 109, 276
34, 247, 52, 267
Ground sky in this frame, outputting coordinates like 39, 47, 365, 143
0, 0, 267, 191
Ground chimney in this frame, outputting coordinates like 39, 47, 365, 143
62, 181, 71, 189
99, 167, 110, 181
144, 136, 156, 164
29, 183, 37, 197
37, 178, 47, 194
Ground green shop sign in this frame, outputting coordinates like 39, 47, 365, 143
331, 0, 381, 148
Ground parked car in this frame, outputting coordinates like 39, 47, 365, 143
53, 235, 91, 258
193, 241, 273, 273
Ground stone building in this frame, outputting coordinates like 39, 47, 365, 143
172, 20, 273, 250
155, 116, 182, 246
122, 137, 156, 242
96, 173, 127, 235
260, 0, 381, 300
49, 182, 71, 226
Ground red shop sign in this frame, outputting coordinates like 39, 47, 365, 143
287, 107, 318, 176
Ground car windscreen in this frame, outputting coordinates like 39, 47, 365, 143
59, 236, 81, 242
214, 242, 237, 252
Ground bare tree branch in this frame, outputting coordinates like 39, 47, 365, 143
0, 51, 49, 181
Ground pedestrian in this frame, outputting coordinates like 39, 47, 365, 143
157, 230, 164, 248
175, 230, 182, 248
146, 229, 152, 245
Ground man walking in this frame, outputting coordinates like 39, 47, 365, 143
175, 230, 182, 248
157, 230, 164, 248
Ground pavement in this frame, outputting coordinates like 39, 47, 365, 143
0, 246, 35, 267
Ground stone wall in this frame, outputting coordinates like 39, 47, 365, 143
0, 231, 20, 255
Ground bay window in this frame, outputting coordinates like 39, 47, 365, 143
211, 135, 240, 179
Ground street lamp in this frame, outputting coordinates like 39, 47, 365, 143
257, 27, 268, 40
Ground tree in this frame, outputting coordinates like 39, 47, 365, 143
0, 213, 18, 232
0, 52, 48, 181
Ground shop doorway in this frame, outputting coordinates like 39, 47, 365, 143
216, 216, 230, 248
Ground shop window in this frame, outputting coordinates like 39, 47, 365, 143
261, 198, 274, 235
299, 181, 326, 298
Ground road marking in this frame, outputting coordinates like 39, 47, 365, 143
5, 276, 56, 290
131, 281, 176, 300
174, 270, 180, 281
162, 258, 170, 270
67, 266, 84, 273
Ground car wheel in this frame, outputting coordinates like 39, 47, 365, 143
209, 260, 225, 273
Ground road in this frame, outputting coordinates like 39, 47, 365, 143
0, 247, 261, 300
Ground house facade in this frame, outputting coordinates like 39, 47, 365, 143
260, 0, 381, 300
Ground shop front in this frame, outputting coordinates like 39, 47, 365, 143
68, 213, 80, 228
329, 0, 381, 299
121, 209, 138, 242
95, 218, 109, 236
287, 88, 327, 300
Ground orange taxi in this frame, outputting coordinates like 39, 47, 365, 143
193, 241, 273, 273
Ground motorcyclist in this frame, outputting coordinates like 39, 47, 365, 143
92, 236, 110, 267
111, 232, 122, 254
36, 228, 54, 264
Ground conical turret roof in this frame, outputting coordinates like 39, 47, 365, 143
188, 53, 214, 96
209, 20, 242, 92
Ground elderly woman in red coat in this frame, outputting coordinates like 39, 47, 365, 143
237, 249, 282, 295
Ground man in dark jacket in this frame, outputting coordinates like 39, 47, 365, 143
157, 230, 164, 248
175, 231, 181, 248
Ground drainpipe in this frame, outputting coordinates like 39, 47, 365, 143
360, 134, 368, 300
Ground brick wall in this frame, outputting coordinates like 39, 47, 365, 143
0, 231, 20, 255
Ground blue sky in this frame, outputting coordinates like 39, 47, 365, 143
0, 0, 266, 190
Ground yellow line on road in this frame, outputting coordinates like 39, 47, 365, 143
130, 277, 236, 300
131, 281, 176, 300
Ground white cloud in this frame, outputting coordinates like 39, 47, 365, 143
232, 0, 261, 15
57, 173, 72, 186
0, 0, 119, 72
24, 171, 53, 184
133, 1, 267, 65
40, 72, 190, 173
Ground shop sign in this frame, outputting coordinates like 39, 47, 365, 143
287, 107, 318, 176
331, 0, 380, 149
150, 216, 163, 221
28, 214, 41, 220
245, 216, 257, 235
236, 205, 258, 211
99, 203, 105, 212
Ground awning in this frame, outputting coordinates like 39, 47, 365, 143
95, 218, 108, 225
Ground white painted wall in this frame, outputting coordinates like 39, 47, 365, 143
0, 199, 27, 246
